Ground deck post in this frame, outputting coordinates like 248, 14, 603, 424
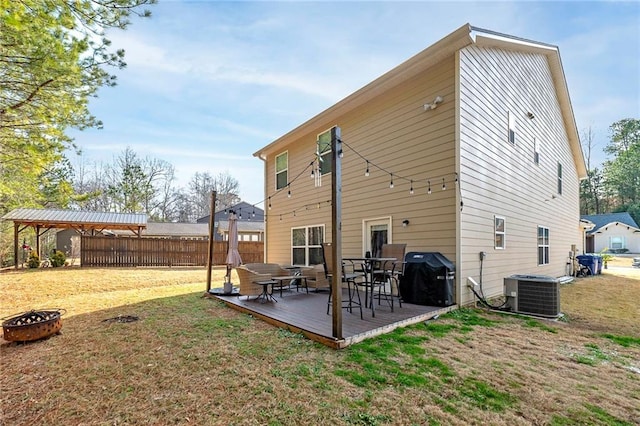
206, 191, 217, 292
331, 126, 343, 340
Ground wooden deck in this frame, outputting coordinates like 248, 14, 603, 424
212, 288, 456, 349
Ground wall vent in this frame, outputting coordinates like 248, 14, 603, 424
504, 275, 561, 318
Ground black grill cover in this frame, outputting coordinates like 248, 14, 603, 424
400, 252, 455, 307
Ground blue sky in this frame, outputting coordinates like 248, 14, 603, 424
70, 1, 640, 206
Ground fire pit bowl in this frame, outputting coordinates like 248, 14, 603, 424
2, 309, 65, 342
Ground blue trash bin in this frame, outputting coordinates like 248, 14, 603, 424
593, 255, 602, 274
577, 254, 597, 275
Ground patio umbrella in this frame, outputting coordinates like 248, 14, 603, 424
224, 212, 242, 293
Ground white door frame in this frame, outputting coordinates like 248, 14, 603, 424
362, 216, 392, 256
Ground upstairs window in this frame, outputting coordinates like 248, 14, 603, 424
557, 162, 563, 195
317, 129, 332, 175
508, 111, 516, 144
275, 152, 288, 190
538, 226, 550, 265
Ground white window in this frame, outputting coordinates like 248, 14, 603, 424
557, 162, 563, 195
538, 226, 550, 265
275, 152, 288, 190
508, 111, 516, 144
610, 236, 624, 250
317, 129, 332, 175
494, 216, 506, 249
292, 225, 324, 266
533, 137, 540, 165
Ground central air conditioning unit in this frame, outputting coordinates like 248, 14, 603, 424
503, 274, 561, 318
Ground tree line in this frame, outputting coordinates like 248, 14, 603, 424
580, 118, 640, 224
72, 147, 241, 222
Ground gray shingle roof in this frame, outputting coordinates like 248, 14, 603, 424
581, 213, 639, 234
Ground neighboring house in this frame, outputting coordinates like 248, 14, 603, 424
253, 24, 587, 306
197, 201, 265, 241
217, 220, 265, 242
109, 222, 210, 239
581, 213, 640, 253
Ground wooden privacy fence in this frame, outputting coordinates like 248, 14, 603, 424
81, 236, 263, 267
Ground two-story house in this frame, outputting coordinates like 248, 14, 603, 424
253, 24, 587, 306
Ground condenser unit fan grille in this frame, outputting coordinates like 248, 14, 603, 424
504, 275, 561, 318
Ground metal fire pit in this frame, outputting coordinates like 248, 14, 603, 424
2, 309, 64, 342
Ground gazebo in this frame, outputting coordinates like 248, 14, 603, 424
2, 208, 147, 268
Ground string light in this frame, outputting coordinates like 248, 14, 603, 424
252, 207, 256, 217
238, 208, 242, 219
252, 142, 459, 219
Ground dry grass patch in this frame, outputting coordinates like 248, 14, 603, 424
1, 266, 639, 425
0, 267, 229, 318
561, 267, 640, 336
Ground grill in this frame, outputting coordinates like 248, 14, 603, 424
399, 252, 456, 307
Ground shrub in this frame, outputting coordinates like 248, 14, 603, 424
27, 251, 40, 269
49, 250, 66, 268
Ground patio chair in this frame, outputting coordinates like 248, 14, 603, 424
372, 259, 404, 311
372, 243, 406, 311
236, 265, 270, 298
236, 263, 292, 298
322, 242, 363, 319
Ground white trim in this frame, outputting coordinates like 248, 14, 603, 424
362, 216, 393, 257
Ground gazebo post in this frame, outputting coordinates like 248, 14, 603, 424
13, 222, 19, 269
36, 225, 41, 259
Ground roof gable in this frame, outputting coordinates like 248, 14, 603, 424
581, 213, 640, 234
253, 23, 586, 179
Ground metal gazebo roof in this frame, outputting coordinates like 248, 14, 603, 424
2, 208, 148, 268
2, 208, 147, 230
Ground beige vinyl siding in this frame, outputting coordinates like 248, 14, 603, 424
264, 56, 457, 265
458, 45, 582, 305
